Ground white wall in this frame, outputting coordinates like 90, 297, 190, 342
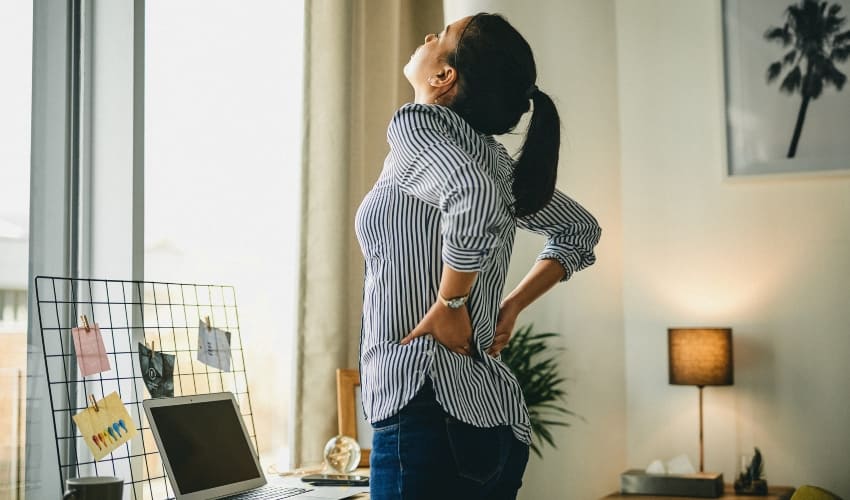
443, 2, 627, 498
616, 1, 850, 497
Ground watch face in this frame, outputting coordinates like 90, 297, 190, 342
447, 297, 465, 308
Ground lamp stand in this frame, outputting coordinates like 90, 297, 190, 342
698, 385, 704, 473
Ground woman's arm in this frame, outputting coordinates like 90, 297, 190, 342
487, 189, 601, 356
517, 189, 600, 282
488, 259, 564, 356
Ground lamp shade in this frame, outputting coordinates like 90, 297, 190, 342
668, 328, 733, 386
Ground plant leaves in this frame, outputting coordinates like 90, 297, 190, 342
781, 65, 803, 93
832, 44, 850, 62
501, 323, 576, 456
828, 3, 842, 18
824, 62, 847, 89
764, 26, 792, 46
835, 29, 850, 46
767, 61, 784, 82
784, 50, 798, 64
751, 448, 764, 480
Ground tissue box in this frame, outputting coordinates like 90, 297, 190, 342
620, 470, 724, 498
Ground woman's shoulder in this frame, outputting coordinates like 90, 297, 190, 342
389, 103, 487, 155
389, 103, 462, 135
393, 103, 486, 136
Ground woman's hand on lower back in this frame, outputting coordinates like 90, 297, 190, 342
400, 301, 474, 356
488, 301, 519, 357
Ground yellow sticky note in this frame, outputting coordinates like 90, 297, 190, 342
72, 392, 138, 460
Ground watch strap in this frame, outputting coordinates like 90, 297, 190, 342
438, 292, 469, 309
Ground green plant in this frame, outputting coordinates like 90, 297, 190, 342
500, 324, 575, 457
739, 448, 765, 483
734, 447, 767, 494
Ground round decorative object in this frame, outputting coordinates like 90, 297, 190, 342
323, 435, 361, 473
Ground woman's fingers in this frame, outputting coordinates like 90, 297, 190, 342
404, 330, 473, 356
487, 331, 510, 356
400, 326, 428, 345
488, 302, 519, 356
455, 340, 474, 356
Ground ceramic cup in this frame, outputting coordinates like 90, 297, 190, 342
63, 476, 124, 500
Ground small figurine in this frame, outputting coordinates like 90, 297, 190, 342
734, 447, 768, 495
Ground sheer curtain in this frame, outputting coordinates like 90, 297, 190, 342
293, 0, 443, 467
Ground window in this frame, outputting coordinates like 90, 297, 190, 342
145, 0, 304, 468
0, 1, 32, 497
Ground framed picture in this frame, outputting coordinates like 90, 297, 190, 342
336, 369, 371, 468
723, 0, 850, 176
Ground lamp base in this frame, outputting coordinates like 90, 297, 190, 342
621, 470, 724, 498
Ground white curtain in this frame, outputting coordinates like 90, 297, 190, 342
292, 0, 443, 467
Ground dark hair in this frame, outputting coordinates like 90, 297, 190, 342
446, 13, 560, 218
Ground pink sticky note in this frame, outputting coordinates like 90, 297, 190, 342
71, 324, 111, 377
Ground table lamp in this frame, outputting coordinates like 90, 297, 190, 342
668, 327, 733, 473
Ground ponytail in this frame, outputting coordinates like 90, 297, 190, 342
513, 89, 560, 218
445, 13, 559, 217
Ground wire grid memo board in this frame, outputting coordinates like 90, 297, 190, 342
34, 276, 257, 499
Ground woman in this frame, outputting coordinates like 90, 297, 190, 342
354, 13, 601, 499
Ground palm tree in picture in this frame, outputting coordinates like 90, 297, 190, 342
764, 0, 850, 158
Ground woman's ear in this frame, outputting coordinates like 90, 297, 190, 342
428, 65, 457, 89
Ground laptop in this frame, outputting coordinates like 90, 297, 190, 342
144, 392, 368, 500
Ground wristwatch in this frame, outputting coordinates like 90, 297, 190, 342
439, 292, 469, 309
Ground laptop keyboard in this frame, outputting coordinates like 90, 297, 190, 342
227, 485, 313, 499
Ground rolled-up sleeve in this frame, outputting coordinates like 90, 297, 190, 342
517, 189, 601, 281
390, 104, 511, 272
437, 164, 509, 271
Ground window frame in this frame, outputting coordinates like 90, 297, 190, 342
27, 1, 145, 497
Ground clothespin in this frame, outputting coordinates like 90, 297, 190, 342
151, 340, 155, 352
204, 316, 212, 330
80, 315, 91, 331
89, 394, 99, 412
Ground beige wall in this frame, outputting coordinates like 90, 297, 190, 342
442, 1, 627, 498
616, 1, 850, 497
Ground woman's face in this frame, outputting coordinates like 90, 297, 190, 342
404, 16, 472, 104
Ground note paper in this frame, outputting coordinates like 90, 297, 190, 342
197, 320, 232, 372
72, 391, 138, 460
139, 342, 175, 398
71, 323, 111, 377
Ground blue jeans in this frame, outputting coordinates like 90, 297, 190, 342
369, 379, 529, 500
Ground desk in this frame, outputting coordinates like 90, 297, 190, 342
274, 467, 370, 499
603, 485, 795, 500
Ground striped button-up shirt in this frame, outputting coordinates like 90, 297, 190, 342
355, 103, 601, 444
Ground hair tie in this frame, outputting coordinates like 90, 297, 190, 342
525, 84, 538, 99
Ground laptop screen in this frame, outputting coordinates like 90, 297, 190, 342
148, 399, 261, 494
